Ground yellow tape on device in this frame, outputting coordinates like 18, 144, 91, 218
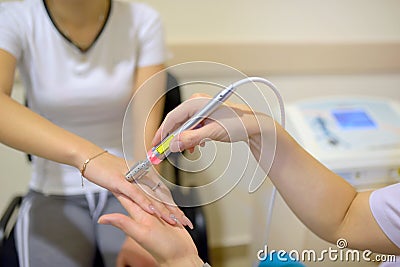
155, 134, 175, 155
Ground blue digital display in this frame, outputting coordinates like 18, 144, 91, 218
332, 109, 376, 129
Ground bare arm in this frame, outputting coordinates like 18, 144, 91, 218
0, 49, 100, 169
251, 116, 400, 254
0, 49, 186, 226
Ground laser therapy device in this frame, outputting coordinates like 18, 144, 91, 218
125, 82, 235, 183
287, 96, 400, 189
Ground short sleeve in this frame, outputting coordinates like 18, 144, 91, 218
136, 5, 166, 67
370, 183, 400, 248
0, 2, 24, 60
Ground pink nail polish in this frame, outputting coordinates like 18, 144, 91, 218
169, 214, 180, 225
182, 215, 194, 229
149, 205, 161, 217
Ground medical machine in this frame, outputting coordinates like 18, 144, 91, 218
286, 96, 400, 189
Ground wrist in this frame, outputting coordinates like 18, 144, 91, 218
69, 142, 106, 171
246, 113, 274, 141
248, 115, 280, 174
80, 150, 108, 177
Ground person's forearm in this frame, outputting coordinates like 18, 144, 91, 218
249, 116, 357, 242
249, 121, 400, 253
0, 93, 103, 170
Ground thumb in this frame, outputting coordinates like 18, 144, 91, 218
98, 214, 146, 242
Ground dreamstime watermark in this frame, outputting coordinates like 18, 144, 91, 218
257, 238, 397, 263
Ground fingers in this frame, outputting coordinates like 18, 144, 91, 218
121, 182, 180, 226
117, 193, 151, 221
189, 93, 211, 99
98, 213, 146, 241
153, 186, 193, 229
105, 194, 189, 234
118, 179, 159, 214
117, 175, 193, 228
168, 124, 217, 153
152, 106, 191, 146
152, 95, 212, 146
135, 178, 193, 229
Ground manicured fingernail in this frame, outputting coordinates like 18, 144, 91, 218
199, 139, 206, 147
182, 215, 194, 230
98, 217, 109, 225
169, 214, 180, 225
149, 205, 161, 217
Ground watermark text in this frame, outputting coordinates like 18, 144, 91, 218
257, 238, 397, 263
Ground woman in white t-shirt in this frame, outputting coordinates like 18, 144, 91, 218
0, 0, 191, 266
99, 95, 400, 267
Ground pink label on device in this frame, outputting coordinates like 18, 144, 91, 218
148, 150, 162, 165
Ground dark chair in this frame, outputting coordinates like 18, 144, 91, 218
0, 196, 21, 266
0, 72, 210, 266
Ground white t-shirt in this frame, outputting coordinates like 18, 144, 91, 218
0, 0, 166, 195
370, 183, 400, 249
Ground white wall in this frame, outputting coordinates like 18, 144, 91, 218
144, 0, 400, 43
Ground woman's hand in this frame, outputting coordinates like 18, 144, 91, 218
99, 195, 204, 267
152, 93, 277, 186
152, 94, 266, 153
82, 151, 192, 228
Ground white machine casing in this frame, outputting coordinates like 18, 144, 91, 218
286, 96, 400, 190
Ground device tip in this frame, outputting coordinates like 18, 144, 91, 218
125, 159, 151, 183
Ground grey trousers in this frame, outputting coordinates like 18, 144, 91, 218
15, 190, 127, 267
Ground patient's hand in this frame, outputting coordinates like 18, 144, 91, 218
99, 195, 203, 267
116, 237, 158, 267
134, 169, 194, 229
83, 152, 190, 228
